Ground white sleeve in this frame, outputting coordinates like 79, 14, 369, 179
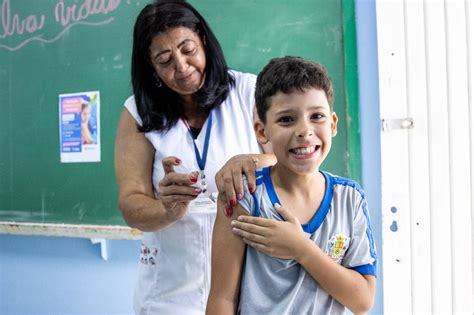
123, 95, 144, 126
232, 70, 257, 121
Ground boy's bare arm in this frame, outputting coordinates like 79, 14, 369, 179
206, 204, 248, 315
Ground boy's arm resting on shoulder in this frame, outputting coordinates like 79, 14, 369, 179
295, 193, 376, 313
206, 204, 248, 315
296, 242, 376, 314
289, 191, 376, 313
114, 109, 176, 231
232, 203, 375, 313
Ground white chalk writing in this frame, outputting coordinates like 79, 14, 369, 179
0, 0, 125, 51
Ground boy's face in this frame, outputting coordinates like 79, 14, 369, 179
255, 88, 338, 175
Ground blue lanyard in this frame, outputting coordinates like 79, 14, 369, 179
183, 111, 213, 171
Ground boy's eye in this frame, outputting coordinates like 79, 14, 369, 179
311, 113, 324, 120
277, 116, 293, 124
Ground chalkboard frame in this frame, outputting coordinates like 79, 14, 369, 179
0, 0, 360, 239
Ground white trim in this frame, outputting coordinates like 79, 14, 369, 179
467, 0, 474, 309
424, 1, 453, 312
445, 1, 473, 313
377, 0, 412, 312
404, 1, 432, 312
378, 0, 474, 313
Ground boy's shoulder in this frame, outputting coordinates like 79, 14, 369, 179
323, 171, 364, 190
322, 171, 366, 199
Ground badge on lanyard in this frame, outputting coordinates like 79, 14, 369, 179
188, 192, 218, 213
179, 112, 217, 214
197, 170, 207, 194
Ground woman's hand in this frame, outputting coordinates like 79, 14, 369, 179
215, 154, 258, 217
231, 203, 310, 260
159, 156, 202, 220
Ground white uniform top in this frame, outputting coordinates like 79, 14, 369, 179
238, 166, 377, 315
124, 71, 260, 315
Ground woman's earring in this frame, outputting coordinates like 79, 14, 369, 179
153, 72, 162, 88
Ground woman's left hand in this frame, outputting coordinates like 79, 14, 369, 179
231, 203, 310, 260
215, 154, 258, 216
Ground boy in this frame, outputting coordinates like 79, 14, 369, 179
206, 56, 377, 314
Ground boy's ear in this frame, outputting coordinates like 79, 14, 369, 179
254, 120, 269, 144
331, 112, 338, 137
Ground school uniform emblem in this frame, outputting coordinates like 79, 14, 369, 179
327, 234, 350, 263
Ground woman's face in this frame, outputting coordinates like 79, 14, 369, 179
149, 27, 206, 96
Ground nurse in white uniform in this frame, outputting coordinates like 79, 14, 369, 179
114, 1, 274, 314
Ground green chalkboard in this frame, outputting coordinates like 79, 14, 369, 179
0, 0, 359, 234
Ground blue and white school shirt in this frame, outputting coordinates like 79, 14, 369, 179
238, 166, 377, 315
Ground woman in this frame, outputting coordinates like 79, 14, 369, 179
114, 1, 274, 314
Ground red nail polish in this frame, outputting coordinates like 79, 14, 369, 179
230, 199, 237, 207
175, 158, 181, 164
225, 207, 231, 216
249, 185, 254, 193
190, 176, 198, 183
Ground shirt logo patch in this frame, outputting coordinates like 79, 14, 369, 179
326, 234, 350, 263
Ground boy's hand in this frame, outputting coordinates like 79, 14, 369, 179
231, 203, 310, 260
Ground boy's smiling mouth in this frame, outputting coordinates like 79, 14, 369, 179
289, 145, 320, 156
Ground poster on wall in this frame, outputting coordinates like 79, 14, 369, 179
59, 91, 101, 163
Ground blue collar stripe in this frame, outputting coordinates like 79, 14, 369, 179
303, 171, 333, 233
262, 166, 280, 204
261, 166, 333, 233
252, 193, 260, 217
261, 167, 284, 221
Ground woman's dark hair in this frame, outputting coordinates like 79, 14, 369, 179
131, 0, 234, 132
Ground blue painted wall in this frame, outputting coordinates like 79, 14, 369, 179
0, 236, 139, 314
355, 0, 383, 314
0, 1, 382, 313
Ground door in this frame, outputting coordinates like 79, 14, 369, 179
376, 0, 473, 313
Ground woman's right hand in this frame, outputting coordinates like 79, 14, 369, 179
159, 156, 202, 220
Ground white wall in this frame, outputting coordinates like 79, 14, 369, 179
377, 0, 473, 313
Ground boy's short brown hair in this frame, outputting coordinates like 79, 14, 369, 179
255, 56, 334, 123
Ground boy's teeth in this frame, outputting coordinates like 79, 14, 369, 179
291, 146, 316, 155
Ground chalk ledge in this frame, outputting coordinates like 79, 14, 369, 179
0, 221, 143, 240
